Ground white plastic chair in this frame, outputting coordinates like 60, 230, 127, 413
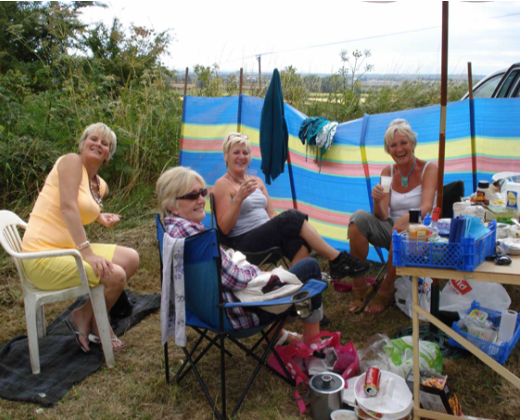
0, 210, 115, 374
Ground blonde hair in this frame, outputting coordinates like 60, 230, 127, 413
156, 166, 206, 216
222, 132, 251, 155
78, 123, 117, 160
383, 119, 417, 154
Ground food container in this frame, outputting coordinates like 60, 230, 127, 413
496, 223, 510, 239
330, 409, 357, 420
309, 373, 345, 420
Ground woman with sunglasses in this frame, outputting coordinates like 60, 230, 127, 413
22, 123, 140, 352
156, 166, 324, 343
212, 132, 370, 280
348, 119, 438, 314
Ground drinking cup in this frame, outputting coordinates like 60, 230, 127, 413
381, 176, 392, 193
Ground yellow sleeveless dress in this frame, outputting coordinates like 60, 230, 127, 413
22, 156, 116, 290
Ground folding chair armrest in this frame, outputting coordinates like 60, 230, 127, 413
11, 248, 90, 289
223, 279, 327, 308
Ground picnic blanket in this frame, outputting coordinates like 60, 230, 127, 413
0, 291, 160, 407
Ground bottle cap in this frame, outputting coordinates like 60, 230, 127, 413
409, 209, 421, 224
478, 180, 490, 189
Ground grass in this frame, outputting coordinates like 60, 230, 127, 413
1, 215, 519, 419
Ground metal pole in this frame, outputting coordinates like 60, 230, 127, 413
468, 62, 477, 192
184, 67, 189, 97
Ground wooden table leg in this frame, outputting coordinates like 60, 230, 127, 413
413, 275, 421, 420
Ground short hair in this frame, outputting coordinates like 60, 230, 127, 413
156, 166, 206, 216
222, 132, 251, 155
78, 123, 117, 160
383, 119, 417, 154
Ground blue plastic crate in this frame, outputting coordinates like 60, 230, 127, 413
392, 220, 496, 271
449, 301, 520, 365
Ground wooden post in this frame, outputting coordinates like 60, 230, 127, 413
257, 55, 262, 93
436, 1, 449, 214
183, 67, 189, 97
239, 68, 243, 95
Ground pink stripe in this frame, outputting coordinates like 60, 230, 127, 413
181, 138, 223, 152
271, 199, 350, 226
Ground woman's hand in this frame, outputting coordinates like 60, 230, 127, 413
371, 184, 386, 202
96, 213, 121, 228
392, 213, 410, 233
83, 252, 114, 280
235, 178, 257, 202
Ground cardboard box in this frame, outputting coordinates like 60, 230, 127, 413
406, 369, 453, 415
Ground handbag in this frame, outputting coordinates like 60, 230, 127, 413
268, 331, 359, 414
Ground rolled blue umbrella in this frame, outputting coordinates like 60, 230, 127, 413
260, 68, 288, 185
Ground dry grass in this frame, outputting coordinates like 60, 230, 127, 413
1, 218, 519, 419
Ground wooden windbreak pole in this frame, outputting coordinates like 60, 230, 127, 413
436, 1, 449, 214
239, 68, 243, 95
183, 67, 189, 97
257, 55, 262, 92
468, 62, 478, 192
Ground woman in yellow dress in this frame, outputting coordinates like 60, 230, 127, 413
22, 123, 139, 352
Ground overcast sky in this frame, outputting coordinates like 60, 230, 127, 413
81, 1, 520, 77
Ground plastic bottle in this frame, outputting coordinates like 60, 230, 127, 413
408, 209, 429, 241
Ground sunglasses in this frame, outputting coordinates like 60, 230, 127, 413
176, 188, 208, 200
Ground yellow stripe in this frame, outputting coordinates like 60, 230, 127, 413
479, 137, 520, 157
183, 123, 240, 139
308, 219, 348, 242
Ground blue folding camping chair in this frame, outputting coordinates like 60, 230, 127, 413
156, 215, 327, 419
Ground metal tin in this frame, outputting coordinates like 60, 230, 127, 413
309, 373, 345, 420
364, 367, 381, 397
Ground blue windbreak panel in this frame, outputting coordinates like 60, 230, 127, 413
183, 96, 239, 126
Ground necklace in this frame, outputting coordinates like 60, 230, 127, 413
397, 156, 416, 187
227, 171, 245, 185
89, 175, 103, 208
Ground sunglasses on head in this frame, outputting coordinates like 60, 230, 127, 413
176, 188, 208, 200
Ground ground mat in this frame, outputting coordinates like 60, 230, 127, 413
0, 291, 160, 407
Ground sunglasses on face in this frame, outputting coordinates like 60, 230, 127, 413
176, 188, 208, 200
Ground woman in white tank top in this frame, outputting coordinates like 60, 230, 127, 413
348, 119, 438, 314
213, 133, 371, 280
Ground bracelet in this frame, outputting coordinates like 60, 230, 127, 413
77, 240, 90, 251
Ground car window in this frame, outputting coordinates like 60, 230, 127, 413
497, 70, 520, 98
473, 74, 502, 98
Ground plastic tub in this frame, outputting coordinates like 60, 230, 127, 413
449, 301, 520, 365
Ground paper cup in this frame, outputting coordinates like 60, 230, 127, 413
381, 176, 392, 193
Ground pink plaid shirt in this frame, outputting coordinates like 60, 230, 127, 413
164, 216, 261, 330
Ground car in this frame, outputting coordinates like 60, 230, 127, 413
462, 62, 520, 99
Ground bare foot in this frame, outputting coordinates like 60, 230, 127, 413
364, 290, 394, 314
71, 309, 91, 352
91, 325, 126, 350
349, 285, 372, 313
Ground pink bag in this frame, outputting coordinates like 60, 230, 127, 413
268, 331, 359, 414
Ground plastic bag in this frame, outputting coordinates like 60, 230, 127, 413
395, 276, 432, 321
267, 331, 359, 414
439, 279, 511, 317
358, 334, 442, 379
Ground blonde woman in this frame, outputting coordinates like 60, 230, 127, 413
212, 132, 370, 279
348, 119, 438, 314
22, 123, 139, 352
157, 166, 325, 343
